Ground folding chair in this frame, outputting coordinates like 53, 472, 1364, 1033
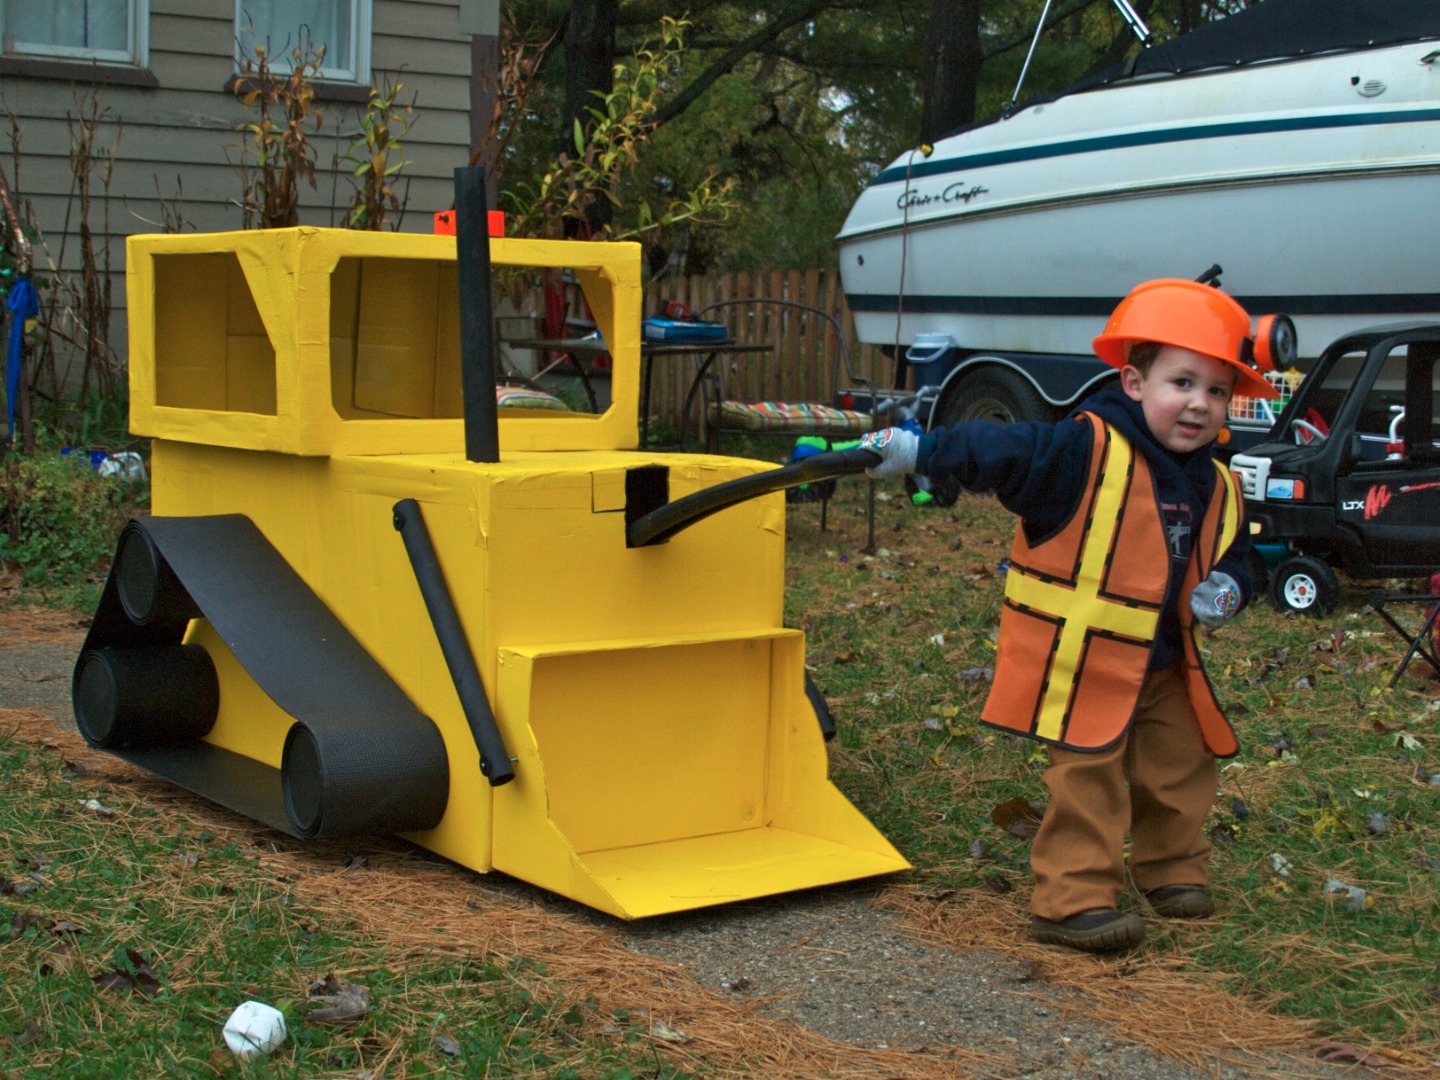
1366, 572, 1440, 688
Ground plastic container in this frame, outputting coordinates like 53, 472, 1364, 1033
905, 333, 959, 390
642, 318, 729, 344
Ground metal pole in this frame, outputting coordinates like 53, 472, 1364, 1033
1010, 0, 1057, 111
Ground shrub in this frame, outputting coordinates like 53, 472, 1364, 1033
0, 447, 147, 608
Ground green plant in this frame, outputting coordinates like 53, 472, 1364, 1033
232, 29, 326, 229
0, 441, 146, 609
339, 73, 415, 231
504, 17, 737, 250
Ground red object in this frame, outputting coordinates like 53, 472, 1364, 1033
433, 210, 504, 237
1428, 572, 1440, 654
664, 300, 691, 320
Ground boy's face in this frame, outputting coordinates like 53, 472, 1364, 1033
1120, 346, 1236, 453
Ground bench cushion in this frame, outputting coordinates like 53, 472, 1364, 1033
717, 400, 872, 434
496, 386, 570, 411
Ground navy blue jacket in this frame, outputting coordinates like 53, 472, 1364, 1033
915, 387, 1253, 669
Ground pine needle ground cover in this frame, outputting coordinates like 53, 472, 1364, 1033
0, 712, 693, 1079
785, 476, 1440, 1066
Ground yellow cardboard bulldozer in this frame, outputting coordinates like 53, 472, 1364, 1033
72, 175, 907, 919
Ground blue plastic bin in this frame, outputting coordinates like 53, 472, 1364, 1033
905, 334, 959, 390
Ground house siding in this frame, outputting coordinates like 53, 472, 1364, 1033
0, 0, 473, 368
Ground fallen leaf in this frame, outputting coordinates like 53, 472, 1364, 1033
1367, 812, 1392, 835
1323, 878, 1372, 912
649, 1018, 690, 1043
433, 1033, 461, 1057
78, 799, 115, 817
1313, 1040, 1392, 1068
93, 949, 162, 998
306, 975, 370, 1025
990, 797, 1045, 839
8, 1019, 40, 1048
1210, 823, 1239, 844
982, 874, 1013, 894
968, 839, 993, 861
1265, 853, 1294, 879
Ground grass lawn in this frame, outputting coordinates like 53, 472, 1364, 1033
2, 436, 1437, 1075
783, 466, 1440, 1063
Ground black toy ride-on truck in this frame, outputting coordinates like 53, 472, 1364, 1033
1229, 323, 1440, 615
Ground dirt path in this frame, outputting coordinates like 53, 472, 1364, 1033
0, 606, 1373, 1079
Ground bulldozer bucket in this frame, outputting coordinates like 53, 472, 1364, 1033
491, 631, 907, 918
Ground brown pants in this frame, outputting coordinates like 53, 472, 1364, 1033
1029, 666, 1218, 921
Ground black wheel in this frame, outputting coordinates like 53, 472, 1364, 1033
73, 645, 219, 748
934, 368, 1053, 427
1269, 555, 1340, 615
115, 523, 200, 627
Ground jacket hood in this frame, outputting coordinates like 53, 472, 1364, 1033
1074, 387, 1219, 503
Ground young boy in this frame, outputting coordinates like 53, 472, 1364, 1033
861, 279, 1279, 953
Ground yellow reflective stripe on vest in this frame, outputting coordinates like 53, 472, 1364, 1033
1213, 462, 1239, 558
1002, 431, 1161, 742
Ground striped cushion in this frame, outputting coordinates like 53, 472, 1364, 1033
496, 386, 569, 411
717, 399, 872, 433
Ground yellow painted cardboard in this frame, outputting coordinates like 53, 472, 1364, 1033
130, 228, 908, 918
127, 228, 643, 455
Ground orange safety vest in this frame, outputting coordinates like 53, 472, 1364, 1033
980, 414, 1242, 756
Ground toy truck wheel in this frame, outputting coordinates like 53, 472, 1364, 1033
73, 645, 219, 748
115, 523, 200, 626
1270, 556, 1339, 615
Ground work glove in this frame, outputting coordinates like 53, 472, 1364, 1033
859, 426, 920, 479
1190, 570, 1241, 628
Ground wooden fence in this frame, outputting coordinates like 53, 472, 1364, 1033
639, 268, 896, 431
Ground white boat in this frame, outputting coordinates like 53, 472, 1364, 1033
836, 0, 1440, 427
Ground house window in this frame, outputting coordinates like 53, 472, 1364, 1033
236, 1, 371, 84
2, 0, 148, 65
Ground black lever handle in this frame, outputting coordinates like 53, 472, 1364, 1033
627, 448, 881, 548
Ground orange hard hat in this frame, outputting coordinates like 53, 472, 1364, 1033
1092, 278, 1280, 399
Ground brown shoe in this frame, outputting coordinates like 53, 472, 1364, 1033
1030, 908, 1146, 952
1144, 885, 1214, 918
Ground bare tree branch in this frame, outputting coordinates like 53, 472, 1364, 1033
650, 0, 836, 129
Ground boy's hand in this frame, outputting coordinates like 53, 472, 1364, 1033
859, 427, 919, 478
1191, 571, 1240, 627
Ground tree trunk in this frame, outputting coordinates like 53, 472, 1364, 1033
918, 0, 983, 144
562, 0, 618, 235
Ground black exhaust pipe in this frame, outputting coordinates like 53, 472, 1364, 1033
454, 166, 500, 463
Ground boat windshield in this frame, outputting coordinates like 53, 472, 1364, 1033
941, 0, 1440, 142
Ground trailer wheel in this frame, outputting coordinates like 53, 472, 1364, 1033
934, 369, 1052, 427
1270, 556, 1339, 615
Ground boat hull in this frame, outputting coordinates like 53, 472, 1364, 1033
839, 40, 1440, 360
